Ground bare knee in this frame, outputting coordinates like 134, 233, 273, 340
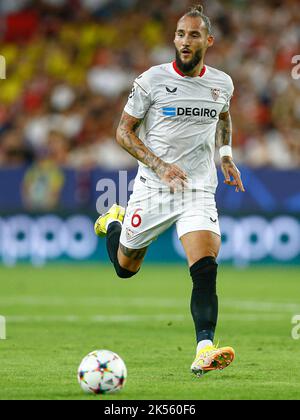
181, 231, 221, 267
189, 247, 218, 265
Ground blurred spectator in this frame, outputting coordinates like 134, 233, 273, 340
0, 0, 31, 15
22, 151, 65, 210
0, 0, 299, 170
47, 130, 70, 165
0, 129, 33, 166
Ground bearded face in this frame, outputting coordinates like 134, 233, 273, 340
174, 16, 214, 76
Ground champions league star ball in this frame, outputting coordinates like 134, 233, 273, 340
78, 350, 127, 395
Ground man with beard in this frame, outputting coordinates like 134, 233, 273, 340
95, 5, 245, 376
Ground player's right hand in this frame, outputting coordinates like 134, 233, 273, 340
154, 161, 188, 192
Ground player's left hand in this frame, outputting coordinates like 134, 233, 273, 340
221, 157, 245, 193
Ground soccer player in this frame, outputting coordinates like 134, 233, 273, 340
95, 5, 245, 376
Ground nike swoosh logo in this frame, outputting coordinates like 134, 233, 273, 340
210, 218, 217, 223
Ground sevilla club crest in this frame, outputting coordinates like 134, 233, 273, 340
211, 88, 220, 101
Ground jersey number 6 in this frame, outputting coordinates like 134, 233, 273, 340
131, 209, 142, 228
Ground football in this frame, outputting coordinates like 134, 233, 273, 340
78, 350, 127, 395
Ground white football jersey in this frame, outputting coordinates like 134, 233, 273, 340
124, 62, 234, 192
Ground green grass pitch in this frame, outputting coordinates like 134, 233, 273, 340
0, 264, 300, 400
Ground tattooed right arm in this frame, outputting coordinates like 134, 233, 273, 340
116, 111, 163, 173
116, 111, 187, 190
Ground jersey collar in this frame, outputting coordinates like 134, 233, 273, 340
172, 61, 206, 78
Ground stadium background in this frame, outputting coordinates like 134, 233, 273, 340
0, 0, 300, 401
0, 0, 299, 266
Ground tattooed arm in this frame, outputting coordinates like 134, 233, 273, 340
216, 111, 245, 192
216, 110, 232, 148
116, 111, 187, 190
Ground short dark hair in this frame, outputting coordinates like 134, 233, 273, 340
183, 5, 212, 35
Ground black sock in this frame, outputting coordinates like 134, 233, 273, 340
106, 222, 137, 279
190, 257, 218, 343
106, 222, 122, 265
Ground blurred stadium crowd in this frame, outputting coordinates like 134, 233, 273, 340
0, 0, 299, 170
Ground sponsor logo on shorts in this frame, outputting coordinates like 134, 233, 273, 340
210, 217, 218, 224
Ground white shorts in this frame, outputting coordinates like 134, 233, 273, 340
120, 176, 220, 249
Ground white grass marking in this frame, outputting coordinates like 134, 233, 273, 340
0, 297, 182, 308
6, 314, 185, 323
0, 297, 299, 313
6, 313, 287, 323
223, 299, 300, 313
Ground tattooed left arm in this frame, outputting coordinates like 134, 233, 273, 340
216, 110, 232, 148
216, 111, 245, 193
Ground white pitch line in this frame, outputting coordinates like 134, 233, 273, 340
5, 313, 287, 323
222, 314, 287, 321
0, 297, 299, 313
0, 297, 184, 308
222, 299, 300, 313
6, 314, 185, 323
